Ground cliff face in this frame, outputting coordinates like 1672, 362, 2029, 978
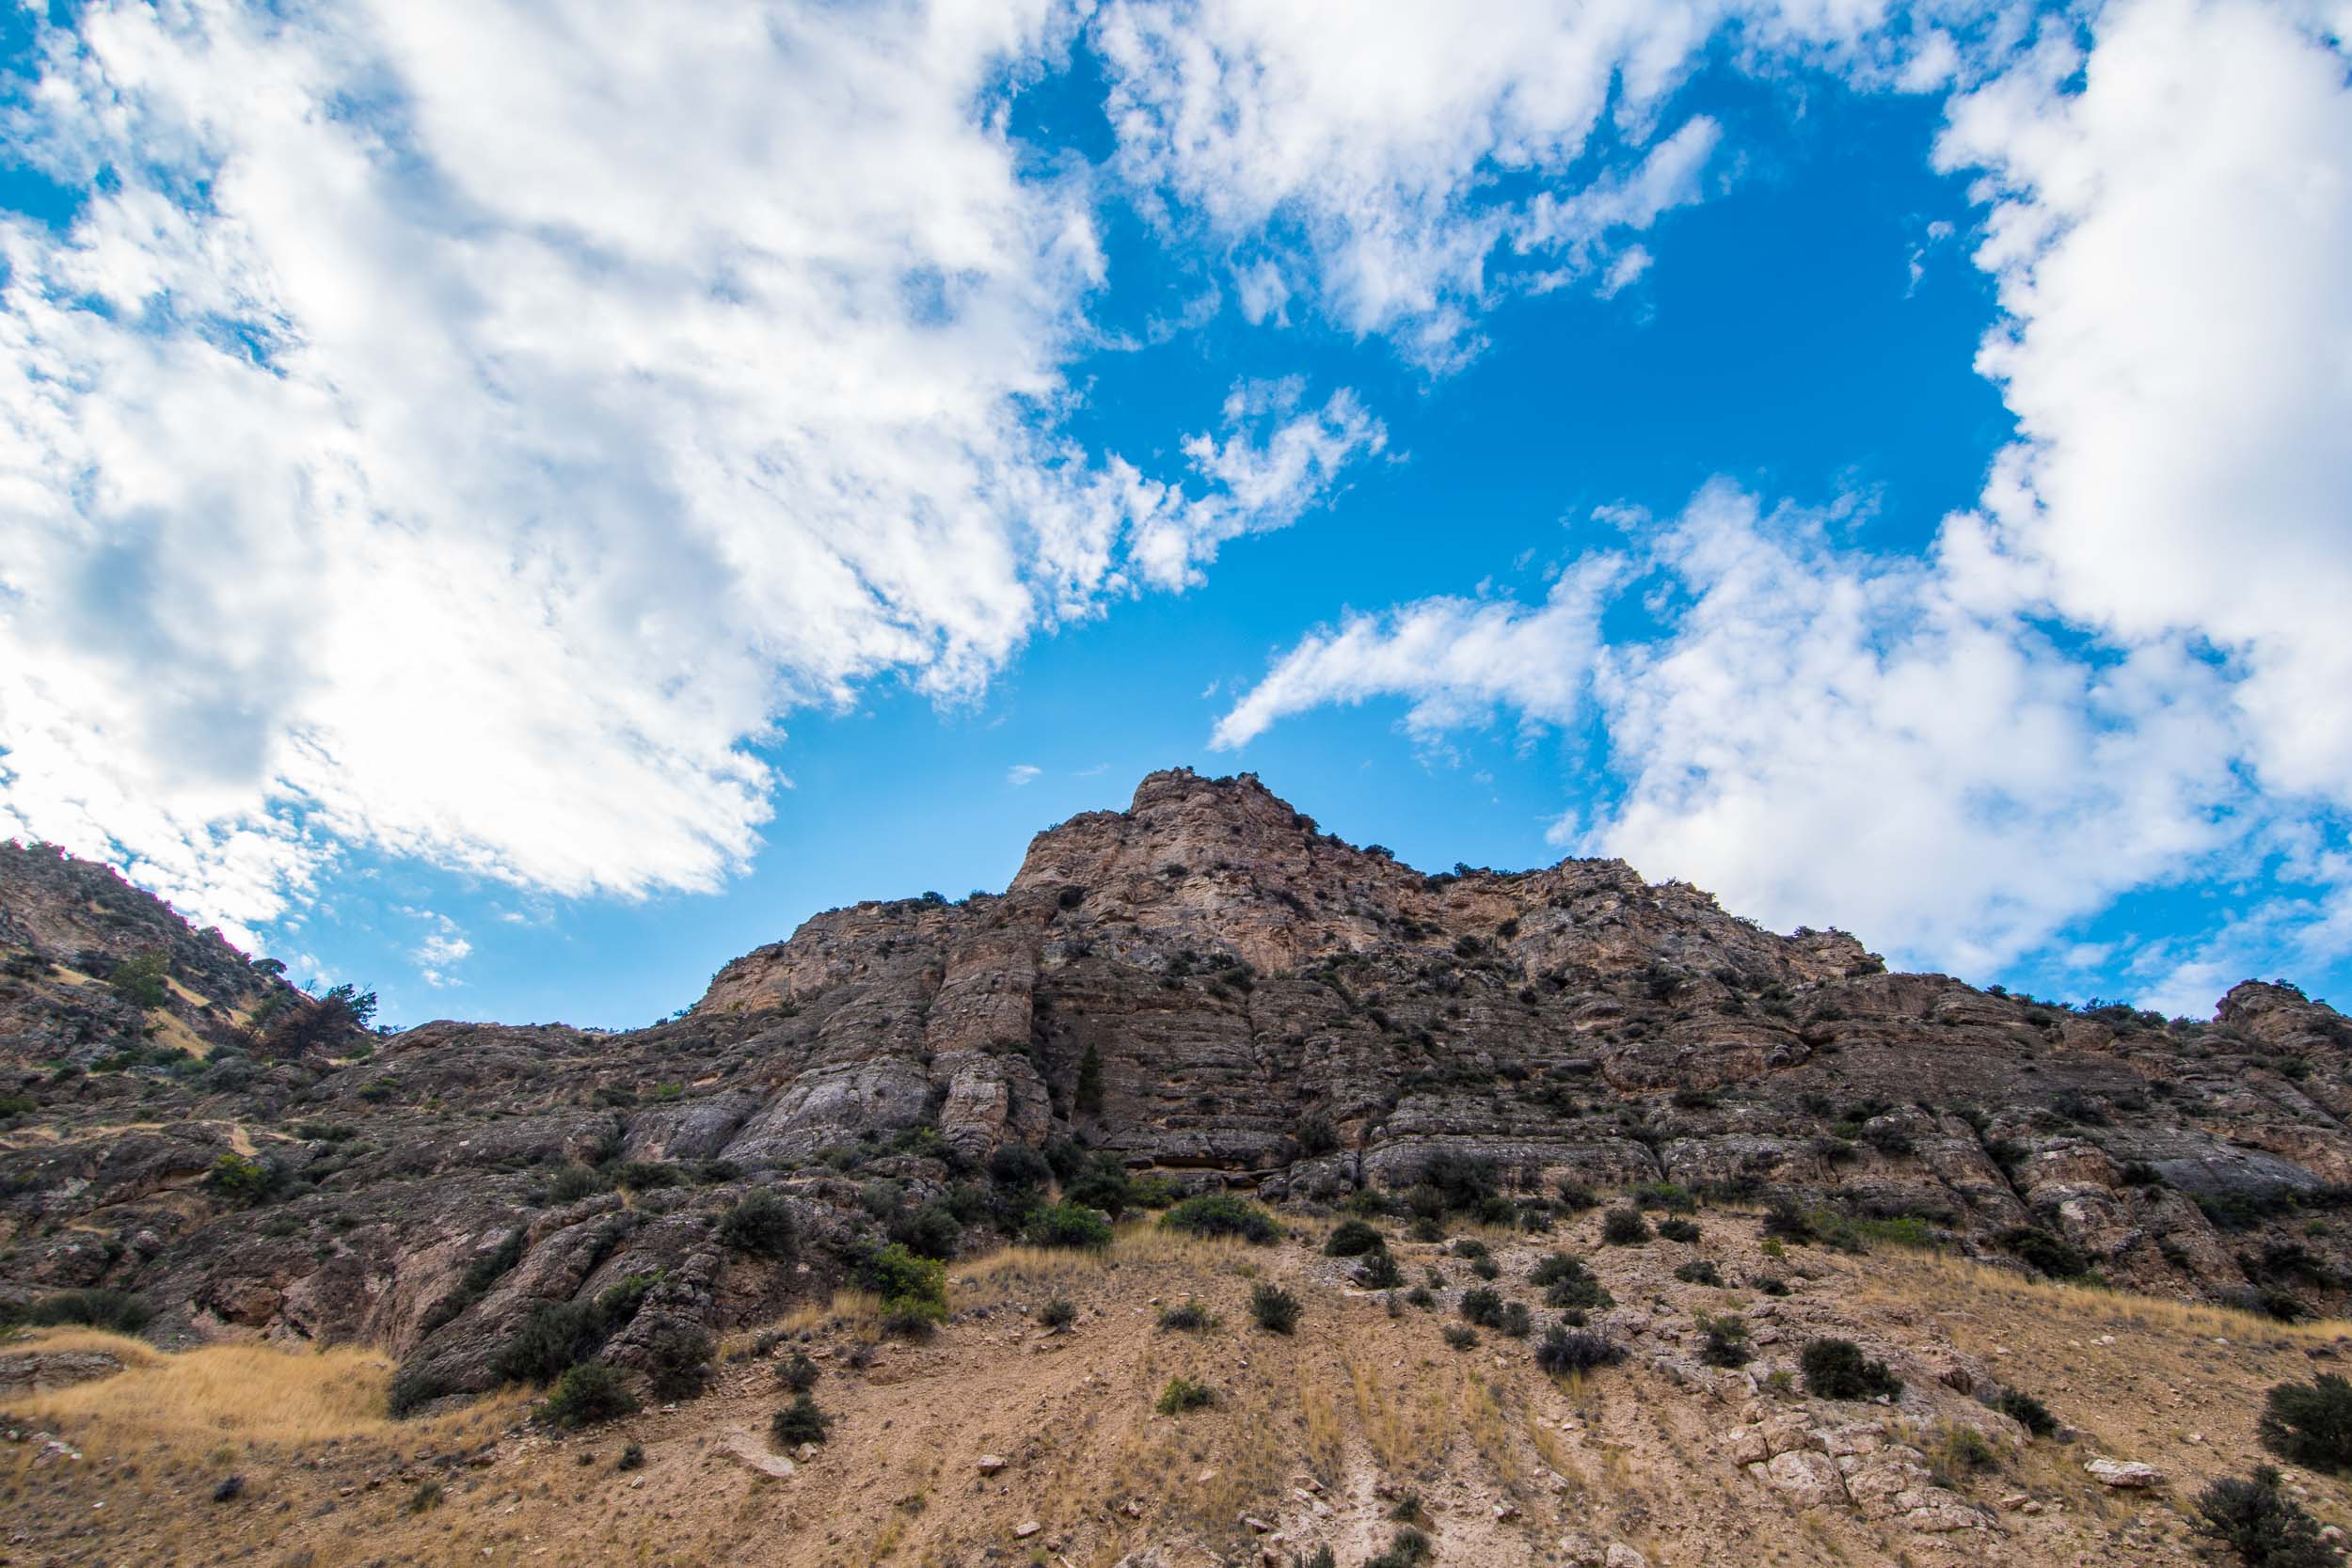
6, 768, 2351, 1399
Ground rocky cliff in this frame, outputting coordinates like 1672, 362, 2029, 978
6, 768, 2350, 1404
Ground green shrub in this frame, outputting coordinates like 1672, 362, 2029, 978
1657, 1217, 1701, 1243
717, 1190, 797, 1258
1498, 1301, 1532, 1338
1600, 1208, 1650, 1244
15, 1288, 152, 1333
1529, 1253, 1579, 1287
1063, 1155, 1133, 1219
1405, 1286, 1436, 1309
1326, 1218, 1385, 1257
881, 1305, 938, 1340
205, 1152, 281, 1205
543, 1363, 638, 1428
1155, 1375, 1216, 1414
988, 1143, 1053, 1189
495, 1301, 611, 1385
1354, 1252, 1404, 1289
1696, 1311, 1752, 1368
777, 1352, 820, 1393
108, 951, 170, 1008
1544, 1264, 1613, 1310
2261, 1374, 2352, 1472
1158, 1299, 1216, 1332
0, 1093, 36, 1118
1040, 1297, 1076, 1331
1675, 1259, 1723, 1287
1441, 1324, 1477, 1351
645, 1327, 713, 1401
1365, 1526, 1431, 1568
615, 1161, 683, 1191
1802, 1338, 1901, 1401
771, 1394, 830, 1446
861, 1243, 946, 1312
1459, 1287, 1505, 1328
1160, 1193, 1277, 1243
1630, 1180, 1696, 1212
547, 1164, 609, 1203
1534, 1326, 1624, 1375
1126, 1174, 1180, 1209
1024, 1200, 1114, 1250
1554, 1180, 1599, 1211
1999, 1225, 2090, 1279
2195, 1465, 2334, 1568
1249, 1283, 1301, 1335
1992, 1386, 2057, 1436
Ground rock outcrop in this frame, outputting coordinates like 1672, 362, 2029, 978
7, 768, 2352, 1402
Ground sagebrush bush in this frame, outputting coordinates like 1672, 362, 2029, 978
1534, 1327, 1625, 1375
1365, 1526, 1431, 1568
1041, 1297, 1077, 1330
1802, 1338, 1901, 1401
1459, 1286, 1505, 1328
1999, 1225, 2090, 1279
1992, 1386, 2057, 1437
1696, 1312, 1751, 1368
1354, 1252, 1404, 1289
1155, 1375, 1216, 1414
11, 1288, 152, 1333
2261, 1374, 2352, 1473
1249, 1282, 1302, 1334
1528, 1253, 1578, 1286
1160, 1193, 1277, 1243
1657, 1217, 1702, 1243
1601, 1208, 1651, 1245
1158, 1298, 1216, 1332
1442, 1324, 1477, 1351
645, 1326, 713, 1401
771, 1394, 830, 1446
544, 1363, 639, 1428
1326, 1218, 1385, 1257
777, 1352, 820, 1393
717, 1190, 797, 1258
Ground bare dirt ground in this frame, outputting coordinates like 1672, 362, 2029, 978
8, 1209, 2349, 1568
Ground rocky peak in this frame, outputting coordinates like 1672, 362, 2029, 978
8, 775, 2352, 1406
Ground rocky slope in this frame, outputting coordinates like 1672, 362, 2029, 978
6, 768, 2352, 1404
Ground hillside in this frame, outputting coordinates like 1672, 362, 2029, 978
7, 768, 2352, 1565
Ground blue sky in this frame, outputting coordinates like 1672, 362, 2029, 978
3, 1, 2348, 1029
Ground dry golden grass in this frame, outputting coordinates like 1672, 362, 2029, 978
8, 1326, 516, 1457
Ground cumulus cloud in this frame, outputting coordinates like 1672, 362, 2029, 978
1221, 484, 2248, 972
1938, 0, 2352, 804
1211, 554, 1624, 749
1006, 764, 1042, 786
1093, 2, 1719, 361
0, 0, 1377, 940
1212, 0, 2352, 987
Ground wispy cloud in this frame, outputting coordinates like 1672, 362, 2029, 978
1006, 764, 1042, 786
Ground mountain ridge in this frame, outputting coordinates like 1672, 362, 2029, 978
5, 767, 2351, 1404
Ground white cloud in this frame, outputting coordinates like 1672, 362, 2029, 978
0, 0, 1379, 939
1209, 0, 2352, 991
1218, 483, 2249, 974
1006, 764, 1042, 786
1092, 0, 1926, 363
1212, 554, 1623, 749
1937, 0, 2352, 807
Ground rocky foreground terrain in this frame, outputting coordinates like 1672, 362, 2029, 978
7, 768, 2352, 1566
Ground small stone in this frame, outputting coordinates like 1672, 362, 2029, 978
976, 1454, 1009, 1475
1012, 1520, 1041, 1539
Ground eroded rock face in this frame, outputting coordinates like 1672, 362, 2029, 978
8, 768, 2352, 1399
